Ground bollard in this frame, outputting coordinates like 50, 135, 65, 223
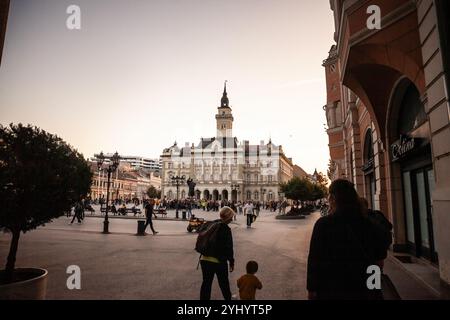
182, 210, 187, 220
137, 220, 146, 235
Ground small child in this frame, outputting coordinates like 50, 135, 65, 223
237, 261, 263, 300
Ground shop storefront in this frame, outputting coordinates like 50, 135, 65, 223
390, 82, 437, 262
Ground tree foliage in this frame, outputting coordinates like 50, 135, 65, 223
280, 177, 312, 201
280, 174, 328, 202
146, 185, 161, 199
0, 124, 93, 276
327, 159, 336, 181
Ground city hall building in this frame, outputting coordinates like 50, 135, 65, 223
160, 84, 295, 203
323, 0, 450, 294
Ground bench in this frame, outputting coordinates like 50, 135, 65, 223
100, 207, 141, 215
126, 208, 142, 214
153, 208, 167, 218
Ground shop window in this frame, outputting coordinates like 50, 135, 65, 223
398, 84, 427, 135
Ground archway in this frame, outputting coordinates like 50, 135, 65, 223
343, 44, 425, 145
195, 190, 201, 200
386, 78, 435, 261
222, 190, 229, 201
231, 190, 238, 202
212, 190, 219, 201
203, 190, 210, 200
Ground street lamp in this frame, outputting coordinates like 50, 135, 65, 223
170, 174, 186, 219
96, 151, 120, 234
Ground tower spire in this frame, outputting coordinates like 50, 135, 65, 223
220, 80, 229, 108
216, 80, 233, 137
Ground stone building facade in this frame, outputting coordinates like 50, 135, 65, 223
323, 0, 450, 292
89, 161, 161, 201
161, 84, 295, 203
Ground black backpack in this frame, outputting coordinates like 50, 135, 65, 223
195, 220, 222, 256
368, 210, 393, 250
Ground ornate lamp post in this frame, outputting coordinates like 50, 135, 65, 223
96, 151, 120, 234
170, 174, 186, 218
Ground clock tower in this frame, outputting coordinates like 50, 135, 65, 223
216, 81, 234, 137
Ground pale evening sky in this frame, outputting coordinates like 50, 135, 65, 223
0, 0, 335, 175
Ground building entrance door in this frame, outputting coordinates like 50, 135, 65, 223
402, 167, 437, 262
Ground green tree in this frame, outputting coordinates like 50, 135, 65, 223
280, 177, 313, 202
146, 185, 161, 199
327, 159, 336, 181
313, 171, 329, 200
0, 124, 93, 283
311, 183, 327, 201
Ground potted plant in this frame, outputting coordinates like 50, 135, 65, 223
0, 124, 92, 299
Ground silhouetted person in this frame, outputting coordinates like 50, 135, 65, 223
307, 179, 386, 300
71, 201, 83, 224
144, 199, 158, 235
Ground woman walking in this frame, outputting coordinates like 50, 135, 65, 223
307, 179, 386, 300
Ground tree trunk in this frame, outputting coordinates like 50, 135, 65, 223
4, 229, 20, 283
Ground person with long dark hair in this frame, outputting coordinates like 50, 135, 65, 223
307, 179, 386, 300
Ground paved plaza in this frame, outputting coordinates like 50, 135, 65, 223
0, 209, 317, 299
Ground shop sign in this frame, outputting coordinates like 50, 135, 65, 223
391, 135, 417, 161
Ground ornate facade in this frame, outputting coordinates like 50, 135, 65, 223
323, 0, 450, 292
161, 83, 294, 203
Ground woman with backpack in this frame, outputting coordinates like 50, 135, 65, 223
197, 206, 235, 300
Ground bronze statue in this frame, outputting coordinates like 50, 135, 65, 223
186, 177, 196, 198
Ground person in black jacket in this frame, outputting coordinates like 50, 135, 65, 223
307, 179, 386, 300
144, 199, 158, 235
199, 206, 235, 300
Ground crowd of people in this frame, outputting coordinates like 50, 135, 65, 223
68, 181, 394, 301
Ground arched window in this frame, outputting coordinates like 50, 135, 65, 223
168, 191, 173, 199
246, 191, 251, 200
398, 84, 427, 135
362, 129, 374, 171
254, 191, 259, 200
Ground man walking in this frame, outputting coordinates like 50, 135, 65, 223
244, 201, 255, 228
70, 201, 83, 224
144, 199, 158, 235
